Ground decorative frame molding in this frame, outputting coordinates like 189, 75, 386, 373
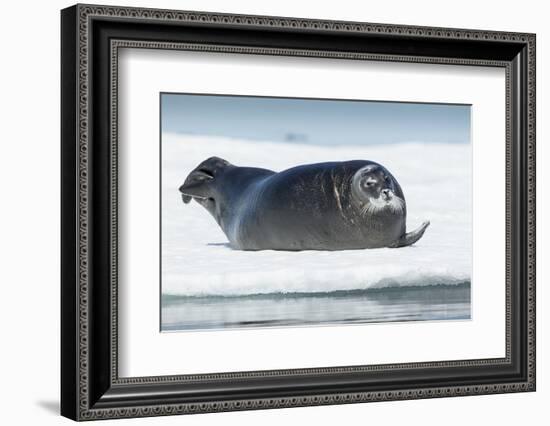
61, 3, 535, 421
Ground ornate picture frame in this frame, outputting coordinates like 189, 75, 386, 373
61, 4, 535, 421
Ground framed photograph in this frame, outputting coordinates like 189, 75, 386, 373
61, 4, 536, 421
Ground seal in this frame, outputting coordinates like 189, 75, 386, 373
179, 156, 430, 251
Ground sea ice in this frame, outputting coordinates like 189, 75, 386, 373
161, 134, 472, 296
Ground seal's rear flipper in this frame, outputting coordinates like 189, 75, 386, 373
181, 194, 193, 204
391, 220, 430, 248
179, 170, 213, 203
179, 157, 231, 204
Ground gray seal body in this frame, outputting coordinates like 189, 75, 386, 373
179, 157, 429, 251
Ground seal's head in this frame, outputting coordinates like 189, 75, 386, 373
351, 164, 405, 215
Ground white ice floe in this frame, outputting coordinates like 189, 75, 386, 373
161, 133, 472, 296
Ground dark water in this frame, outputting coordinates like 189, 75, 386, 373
161, 283, 471, 332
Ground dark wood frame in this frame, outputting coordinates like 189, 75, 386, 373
61, 3, 536, 421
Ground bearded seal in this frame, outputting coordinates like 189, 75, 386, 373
179, 157, 430, 251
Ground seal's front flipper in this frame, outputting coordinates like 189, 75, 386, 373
391, 220, 430, 248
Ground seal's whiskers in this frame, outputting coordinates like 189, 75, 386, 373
361, 195, 404, 216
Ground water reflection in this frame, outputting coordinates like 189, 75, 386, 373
161, 283, 471, 332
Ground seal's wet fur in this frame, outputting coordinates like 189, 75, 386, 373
180, 157, 429, 251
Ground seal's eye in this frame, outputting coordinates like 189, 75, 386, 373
384, 176, 390, 182
365, 180, 375, 187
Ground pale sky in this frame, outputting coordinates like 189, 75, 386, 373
161, 93, 470, 146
